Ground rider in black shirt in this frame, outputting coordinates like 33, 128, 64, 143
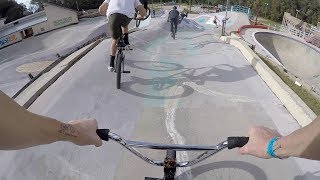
168, 6, 180, 35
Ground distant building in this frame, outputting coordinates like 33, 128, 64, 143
0, 3, 78, 49
282, 12, 308, 31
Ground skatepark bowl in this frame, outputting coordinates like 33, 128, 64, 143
254, 32, 320, 80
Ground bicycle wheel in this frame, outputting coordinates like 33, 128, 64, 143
176, 161, 268, 180
164, 150, 176, 180
116, 52, 122, 89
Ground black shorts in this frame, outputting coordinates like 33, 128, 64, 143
109, 13, 132, 39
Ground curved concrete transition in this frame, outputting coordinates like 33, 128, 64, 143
254, 32, 320, 79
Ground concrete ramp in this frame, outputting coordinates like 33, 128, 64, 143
254, 32, 320, 79
190, 12, 250, 34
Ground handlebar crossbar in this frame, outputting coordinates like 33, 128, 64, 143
97, 129, 248, 167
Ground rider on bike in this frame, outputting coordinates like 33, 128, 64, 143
167, 6, 179, 36
99, 0, 147, 72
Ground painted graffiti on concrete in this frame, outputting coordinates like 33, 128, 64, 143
0, 34, 17, 47
53, 17, 72, 27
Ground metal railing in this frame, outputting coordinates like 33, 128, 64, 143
231, 5, 251, 17
279, 25, 320, 48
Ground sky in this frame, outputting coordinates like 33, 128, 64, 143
16, 0, 31, 7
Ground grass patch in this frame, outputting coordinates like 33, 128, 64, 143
257, 17, 281, 30
257, 54, 320, 115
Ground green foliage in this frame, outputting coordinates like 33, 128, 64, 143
0, 0, 30, 23
240, 0, 320, 25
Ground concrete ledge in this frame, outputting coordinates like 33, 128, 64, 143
221, 36, 317, 127
14, 39, 102, 108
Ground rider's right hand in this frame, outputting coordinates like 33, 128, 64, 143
67, 119, 103, 147
239, 126, 282, 159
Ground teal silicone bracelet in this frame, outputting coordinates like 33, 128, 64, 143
267, 137, 280, 158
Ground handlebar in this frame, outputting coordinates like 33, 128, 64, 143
96, 129, 248, 167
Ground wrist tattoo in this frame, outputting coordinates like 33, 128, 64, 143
58, 123, 78, 138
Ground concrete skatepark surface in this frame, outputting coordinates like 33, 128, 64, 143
0, 11, 320, 180
189, 12, 250, 34
0, 17, 108, 97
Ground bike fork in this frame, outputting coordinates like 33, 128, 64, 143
145, 150, 177, 180
120, 53, 130, 73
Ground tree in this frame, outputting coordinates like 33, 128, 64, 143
252, 0, 260, 24
270, 0, 281, 22
0, 0, 30, 24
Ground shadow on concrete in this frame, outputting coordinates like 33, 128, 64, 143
126, 60, 184, 72
181, 40, 226, 50
160, 18, 205, 33
181, 33, 216, 40
176, 161, 268, 180
121, 61, 256, 99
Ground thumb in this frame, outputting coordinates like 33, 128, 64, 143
239, 145, 248, 154
95, 138, 103, 147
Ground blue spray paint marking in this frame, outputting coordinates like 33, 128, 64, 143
139, 19, 209, 108
198, 18, 206, 23
227, 20, 233, 25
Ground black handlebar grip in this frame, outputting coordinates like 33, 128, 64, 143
227, 137, 249, 149
96, 129, 110, 141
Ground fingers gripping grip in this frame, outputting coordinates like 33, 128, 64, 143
96, 129, 110, 141
227, 137, 249, 149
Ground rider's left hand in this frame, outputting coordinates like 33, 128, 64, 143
136, 14, 144, 20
